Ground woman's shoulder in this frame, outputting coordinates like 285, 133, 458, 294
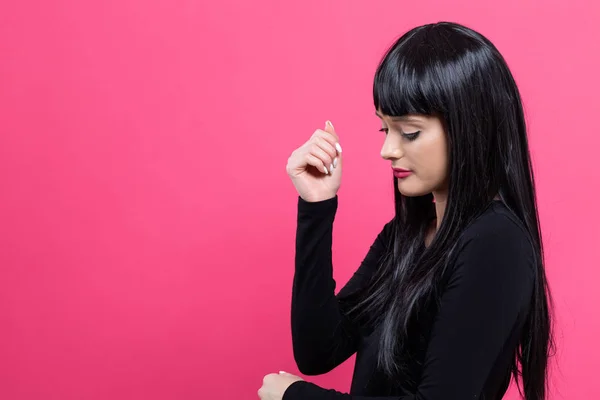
457, 201, 537, 280
461, 201, 532, 243
454, 201, 537, 276
448, 202, 537, 301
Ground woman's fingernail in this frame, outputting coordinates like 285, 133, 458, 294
335, 143, 342, 153
323, 165, 329, 174
279, 371, 286, 374
329, 164, 334, 173
333, 157, 338, 168
326, 120, 334, 130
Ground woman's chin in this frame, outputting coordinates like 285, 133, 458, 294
397, 181, 430, 197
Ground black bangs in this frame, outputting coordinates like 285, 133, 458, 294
373, 28, 449, 118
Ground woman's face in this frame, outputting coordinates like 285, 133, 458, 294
377, 110, 449, 197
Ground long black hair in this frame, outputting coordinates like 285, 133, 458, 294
339, 22, 553, 399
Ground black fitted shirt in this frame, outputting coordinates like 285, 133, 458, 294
283, 196, 534, 400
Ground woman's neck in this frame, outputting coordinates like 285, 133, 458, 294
432, 191, 447, 231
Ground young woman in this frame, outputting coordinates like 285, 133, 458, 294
258, 21, 553, 400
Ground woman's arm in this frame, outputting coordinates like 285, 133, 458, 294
291, 195, 393, 375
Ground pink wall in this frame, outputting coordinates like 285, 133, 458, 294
1, 0, 598, 398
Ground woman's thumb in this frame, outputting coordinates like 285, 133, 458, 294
325, 120, 342, 157
324, 120, 342, 174
325, 120, 336, 135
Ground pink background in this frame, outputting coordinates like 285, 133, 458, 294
1, 0, 599, 399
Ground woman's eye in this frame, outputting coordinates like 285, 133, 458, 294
403, 131, 421, 141
379, 128, 420, 140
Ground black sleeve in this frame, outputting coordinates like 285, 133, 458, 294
284, 214, 535, 400
290, 195, 394, 375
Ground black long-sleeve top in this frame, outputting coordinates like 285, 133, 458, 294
283, 195, 534, 400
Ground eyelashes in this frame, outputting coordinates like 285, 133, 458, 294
378, 128, 421, 141
403, 131, 421, 141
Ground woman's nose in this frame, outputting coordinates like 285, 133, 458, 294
381, 139, 403, 160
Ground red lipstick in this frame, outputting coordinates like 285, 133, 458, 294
392, 167, 412, 179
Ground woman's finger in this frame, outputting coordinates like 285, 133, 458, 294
312, 136, 337, 163
305, 153, 329, 174
312, 129, 341, 154
307, 143, 334, 173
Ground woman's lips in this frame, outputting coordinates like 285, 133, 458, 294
392, 167, 412, 179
